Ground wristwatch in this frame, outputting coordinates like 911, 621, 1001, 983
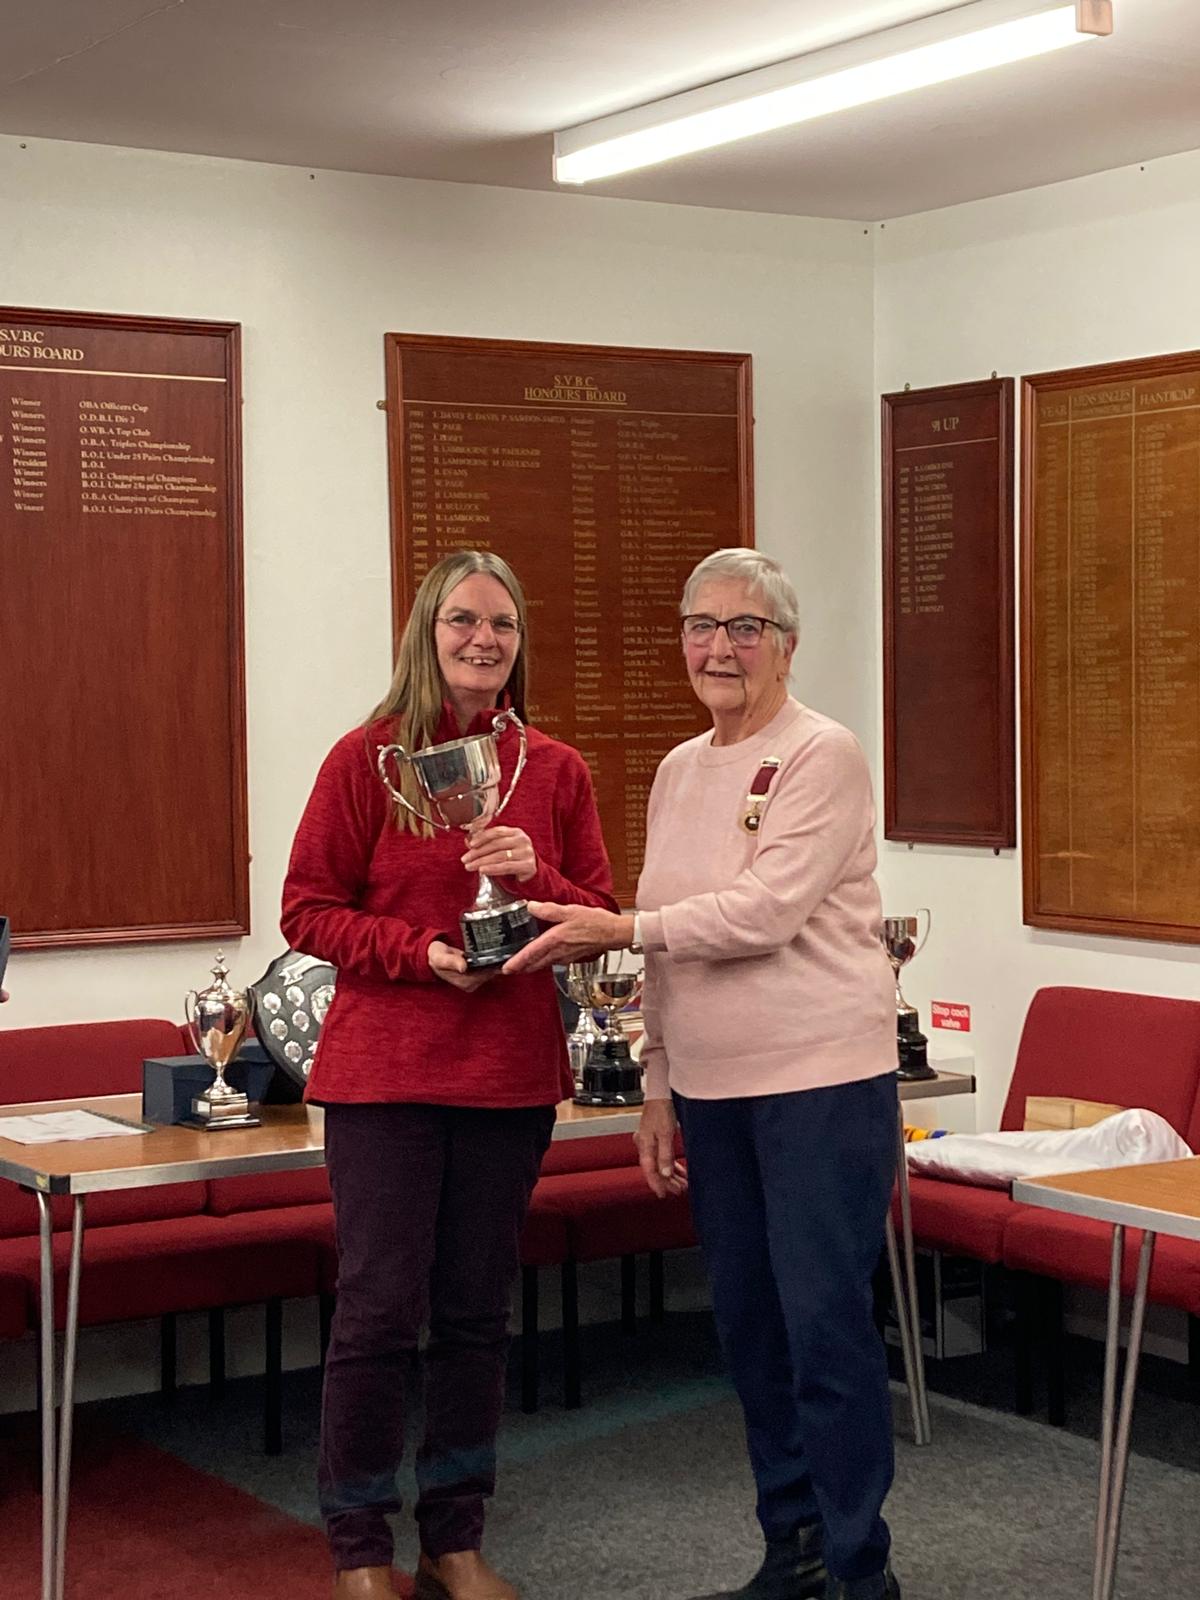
628, 912, 644, 955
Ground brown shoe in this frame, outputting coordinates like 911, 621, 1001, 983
413, 1550, 518, 1600
333, 1566, 396, 1598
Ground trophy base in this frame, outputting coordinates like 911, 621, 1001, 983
896, 1013, 936, 1081
574, 1048, 644, 1108
462, 899, 538, 969
895, 1062, 938, 1082
185, 1093, 262, 1130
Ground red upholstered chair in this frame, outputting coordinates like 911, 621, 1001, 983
909, 986, 1200, 1268
911, 986, 1200, 1422
516, 1194, 571, 1413
533, 1128, 694, 1407
996, 986, 1200, 1314
0, 1019, 323, 1450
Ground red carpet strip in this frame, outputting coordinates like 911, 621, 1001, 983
0, 1427, 413, 1599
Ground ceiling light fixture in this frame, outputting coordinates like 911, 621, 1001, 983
553, 0, 1112, 185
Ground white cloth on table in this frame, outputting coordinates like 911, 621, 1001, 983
905, 1108, 1191, 1189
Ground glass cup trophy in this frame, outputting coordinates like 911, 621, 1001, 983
184, 951, 261, 1128
880, 911, 936, 1081
571, 955, 645, 1107
377, 710, 537, 968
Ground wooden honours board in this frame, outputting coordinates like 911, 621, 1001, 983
882, 379, 1016, 847
384, 335, 753, 902
1023, 351, 1200, 941
0, 308, 247, 949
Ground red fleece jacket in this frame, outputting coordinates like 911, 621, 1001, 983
281, 709, 617, 1107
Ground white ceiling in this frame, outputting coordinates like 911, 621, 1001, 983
2, 0, 1198, 220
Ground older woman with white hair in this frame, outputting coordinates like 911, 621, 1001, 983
505, 548, 901, 1600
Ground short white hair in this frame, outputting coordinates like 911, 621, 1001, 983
681, 548, 800, 641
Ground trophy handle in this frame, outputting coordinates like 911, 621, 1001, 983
376, 742, 450, 830
914, 907, 932, 958
489, 711, 528, 820
184, 990, 202, 1057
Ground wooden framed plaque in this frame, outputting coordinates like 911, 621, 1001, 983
0, 307, 248, 949
384, 334, 753, 902
1023, 351, 1200, 942
882, 378, 1016, 847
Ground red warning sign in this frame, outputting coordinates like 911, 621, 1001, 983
931, 1001, 971, 1032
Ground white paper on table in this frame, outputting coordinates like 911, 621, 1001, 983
0, 1110, 151, 1145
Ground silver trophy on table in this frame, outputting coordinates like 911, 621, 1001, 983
556, 959, 604, 1092
880, 911, 936, 1082
570, 955, 645, 1107
184, 951, 261, 1128
377, 709, 537, 968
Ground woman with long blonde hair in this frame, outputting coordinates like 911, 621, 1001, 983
283, 550, 617, 1600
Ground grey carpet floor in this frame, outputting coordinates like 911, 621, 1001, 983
69, 1313, 1200, 1600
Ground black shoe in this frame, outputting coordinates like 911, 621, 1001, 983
689, 1524, 827, 1600
824, 1564, 900, 1600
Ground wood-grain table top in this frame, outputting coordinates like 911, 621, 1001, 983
0, 1067, 975, 1197
1012, 1156, 1200, 1242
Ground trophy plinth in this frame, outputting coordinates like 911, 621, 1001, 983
572, 962, 645, 1107
184, 951, 261, 1130
881, 912, 937, 1083
461, 897, 537, 969
378, 710, 537, 969
897, 1007, 932, 1081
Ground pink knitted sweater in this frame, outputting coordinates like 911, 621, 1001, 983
636, 698, 896, 1101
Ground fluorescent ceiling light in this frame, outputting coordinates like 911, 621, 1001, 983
553, 0, 1110, 185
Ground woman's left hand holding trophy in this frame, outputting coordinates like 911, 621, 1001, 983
460, 822, 538, 884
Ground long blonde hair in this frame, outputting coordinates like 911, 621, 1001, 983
368, 550, 529, 833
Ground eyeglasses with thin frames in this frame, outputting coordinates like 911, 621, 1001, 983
436, 610, 522, 637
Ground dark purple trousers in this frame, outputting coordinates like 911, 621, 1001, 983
318, 1101, 555, 1571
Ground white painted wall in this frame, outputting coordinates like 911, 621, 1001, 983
875, 147, 1200, 1132
9, 133, 1200, 1159
0, 136, 877, 1029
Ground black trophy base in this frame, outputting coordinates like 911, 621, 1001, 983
573, 1042, 645, 1108
462, 899, 538, 969
896, 1010, 936, 1081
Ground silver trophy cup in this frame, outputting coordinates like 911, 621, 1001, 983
880, 910, 935, 1081
184, 951, 261, 1128
556, 959, 604, 1092
572, 955, 645, 1107
377, 709, 536, 968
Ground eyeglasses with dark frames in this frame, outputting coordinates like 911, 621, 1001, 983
681, 614, 783, 647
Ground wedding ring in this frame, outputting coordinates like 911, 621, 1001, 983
506, 848, 514, 860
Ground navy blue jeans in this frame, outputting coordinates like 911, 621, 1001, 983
675, 1073, 898, 1584
318, 1102, 554, 1571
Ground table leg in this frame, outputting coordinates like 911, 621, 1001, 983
1093, 1227, 1122, 1600
884, 1216, 924, 1446
54, 1198, 86, 1600
894, 1104, 931, 1445
36, 1193, 55, 1600
1098, 1228, 1154, 1600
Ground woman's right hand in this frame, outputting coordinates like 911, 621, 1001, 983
427, 939, 497, 993
635, 1098, 688, 1199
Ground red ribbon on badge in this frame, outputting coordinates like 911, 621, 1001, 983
741, 756, 782, 833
